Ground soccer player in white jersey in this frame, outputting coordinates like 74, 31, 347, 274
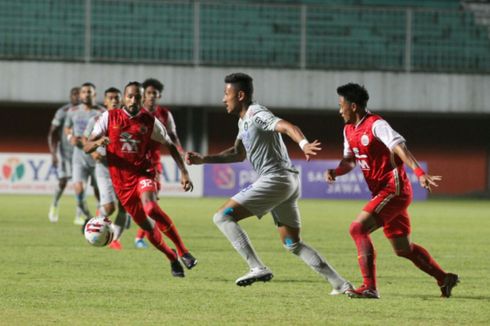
65, 82, 105, 230
186, 73, 352, 293
48, 87, 81, 223
83, 87, 128, 250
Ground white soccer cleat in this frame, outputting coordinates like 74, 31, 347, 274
48, 205, 59, 223
330, 281, 354, 296
73, 215, 86, 225
235, 267, 273, 287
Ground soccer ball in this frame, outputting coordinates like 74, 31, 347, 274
84, 217, 114, 247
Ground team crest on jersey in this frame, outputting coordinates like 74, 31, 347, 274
361, 134, 370, 146
120, 132, 140, 153
139, 125, 148, 134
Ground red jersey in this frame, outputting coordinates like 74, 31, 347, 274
146, 105, 173, 169
105, 109, 155, 197
343, 113, 411, 196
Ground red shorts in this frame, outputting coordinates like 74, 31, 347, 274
363, 191, 412, 239
114, 176, 158, 226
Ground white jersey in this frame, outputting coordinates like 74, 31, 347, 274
51, 103, 75, 161
237, 103, 297, 176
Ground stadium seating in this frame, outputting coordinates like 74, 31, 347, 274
0, 0, 488, 73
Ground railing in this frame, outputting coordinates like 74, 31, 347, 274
0, 0, 488, 73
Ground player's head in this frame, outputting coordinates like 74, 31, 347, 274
123, 81, 143, 116
69, 87, 80, 106
223, 73, 254, 115
336, 83, 369, 124
80, 82, 96, 106
142, 78, 164, 109
104, 87, 121, 110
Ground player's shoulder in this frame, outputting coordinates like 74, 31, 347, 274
156, 105, 171, 113
247, 103, 270, 117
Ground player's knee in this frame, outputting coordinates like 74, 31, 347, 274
104, 203, 115, 216
283, 238, 302, 255
213, 209, 233, 227
349, 221, 366, 238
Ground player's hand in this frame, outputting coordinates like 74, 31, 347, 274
185, 151, 204, 165
97, 137, 110, 147
303, 140, 322, 161
181, 172, 194, 192
91, 151, 103, 161
419, 174, 442, 192
324, 169, 336, 183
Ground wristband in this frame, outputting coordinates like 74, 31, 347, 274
299, 139, 309, 151
414, 167, 425, 177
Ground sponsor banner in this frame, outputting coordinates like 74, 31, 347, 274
204, 160, 428, 200
0, 153, 203, 197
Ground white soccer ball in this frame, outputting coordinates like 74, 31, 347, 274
84, 217, 114, 247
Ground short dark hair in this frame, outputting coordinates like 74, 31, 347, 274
224, 73, 254, 97
81, 82, 96, 90
337, 83, 369, 110
104, 87, 121, 96
70, 87, 80, 93
142, 78, 164, 93
124, 81, 142, 94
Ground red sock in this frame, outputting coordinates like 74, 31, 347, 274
136, 228, 146, 240
145, 227, 177, 262
350, 221, 377, 289
398, 243, 446, 284
143, 201, 188, 256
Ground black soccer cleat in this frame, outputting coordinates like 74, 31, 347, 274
180, 252, 198, 270
170, 260, 185, 278
440, 273, 459, 298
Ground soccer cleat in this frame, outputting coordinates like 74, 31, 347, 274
235, 267, 273, 287
330, 281, 355, 296
440, 273, 459, 298
346, 285, 380, 299
74, 215, 86, 226
108, 239, 122, 251
81, 218, 90, 235
134, 238, 148, 249
48, 205, 59, 223
180, 252, 198, 270
170, 259, 185, 278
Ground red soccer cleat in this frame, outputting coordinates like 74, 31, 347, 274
108, 239, 123, 251
346, 284, 380, 299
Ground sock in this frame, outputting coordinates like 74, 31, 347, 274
285, 240, 346, 289
75, 206, 82, 218
112, 209, 128, 240
397, 243, 446, 284
144, 227, 177, 262
75, 192, 91, 219
136, 228, 146, 240
52, 184, 64, 207
112, 224, 122, 241
350, 221, 376, 289
213, 211, 265, 269
143, 201, 188, 256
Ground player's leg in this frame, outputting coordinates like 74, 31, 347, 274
138, 178, 197, 270
346, 210, 381, 298
386, 213, 459, 298
72, 163, 91, 224
49, 157, 70, 222
214, 199, 272, 286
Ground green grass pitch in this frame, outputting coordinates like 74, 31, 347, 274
0, 195, 489, 325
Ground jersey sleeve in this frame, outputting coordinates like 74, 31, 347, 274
91, 111, 109, 138
51, 107, 65, 127
151, 118, 172, 144
83, 115, 97, 138
342, 127, 354, 158
64, 110, 74, 129
372, 119, 406, 150
165, 111, 177, 134
252, 110, 281, 132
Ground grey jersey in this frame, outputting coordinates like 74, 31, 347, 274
84, 113, 107, 164
65, 104, 105, 167
51, 103, 74, 160
237, 103, 297, 176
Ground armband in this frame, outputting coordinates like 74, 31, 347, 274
299, 139, 309, 151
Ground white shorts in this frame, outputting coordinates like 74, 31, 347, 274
95, 163, 117, 206
72, 161, 96, 186
232, 173, 301, 229
57, 157, 72, 179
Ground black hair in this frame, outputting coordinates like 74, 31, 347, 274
142, 78, 164, 93
336, 83, 369, 110
70, 87, 80, 93
124, 81, 142, 93
81, 82, 96, 90
224, 73, 254, 97
104, 87, 121, 96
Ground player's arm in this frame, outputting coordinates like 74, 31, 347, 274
392, 143, 441, 192
325, 157, 356, 183
186, 139, 246, 165
82, 116, 103, 160
166, 111, 184, 154
83, 111, 109, 154
152, 118, 193, 192
47, 124, 61, 166
274, 119, 321, 161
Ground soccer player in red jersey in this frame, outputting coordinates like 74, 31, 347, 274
326, 83, 459, 298
84, 81, 197, 277
132, 78, 185, 249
